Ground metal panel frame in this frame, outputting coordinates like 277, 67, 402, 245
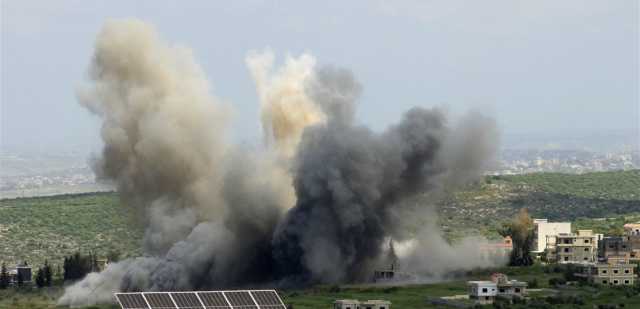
115, 290, 286, 309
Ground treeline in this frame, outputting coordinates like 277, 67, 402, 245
63, 252, 101, 281
0, 251, 119, 289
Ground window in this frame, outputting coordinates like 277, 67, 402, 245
602, 280, 608, 284
482, 288, 487, 293
602, 270, 608, 274
625, 269, 630, 274
564, 248, 570, 253
499, 288, 505, 293
614, 269, 619, 274
564, 257, 569, 261
515, 288, 521, 293
485, 297, 490, 300
585, 239, 590, 243
584, 248, 589, 252
584, 257, 588, 261
614, 280, 619, 284
625, 280, 630, 284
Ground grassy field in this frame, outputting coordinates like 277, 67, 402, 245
1, 170, 639, 308
0, 192, 142, 270
1, 264, 639, 308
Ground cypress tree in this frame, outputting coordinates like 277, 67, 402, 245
0, 263, 9, 289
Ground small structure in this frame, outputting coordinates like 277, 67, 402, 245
334, 299, 360, 309
492, 273, 527, 297
479, 236, 513, 257
576, 261, 636, 286
467, 281, 497, 304
360, 300, 391, 309
96, 258, 109, 271
8, 262, 32, 285
468, 273, 527, 305
623, 223, 640, 236
334, 299, 391, 309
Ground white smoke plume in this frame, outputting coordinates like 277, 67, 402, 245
59, 19, 504, 307
246, 50, 326, 159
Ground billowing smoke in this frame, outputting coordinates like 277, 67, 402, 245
246, 50, 326, 159
59, 19, 502, 307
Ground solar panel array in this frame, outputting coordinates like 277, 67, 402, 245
116, 290, 286, 309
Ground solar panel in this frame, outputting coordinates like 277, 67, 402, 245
249, 291, 286, 309
143, 293, 177, 309
171, 292, 205, 309
116, 293, 150, 309
223, 291, 257, 309
115, 290, 285, 309
197, 291, 231, 308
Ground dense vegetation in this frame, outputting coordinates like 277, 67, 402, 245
0, 192, 142, 270
0, 170, 639, 308
439, 170, 640, 240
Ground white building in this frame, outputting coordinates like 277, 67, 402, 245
467, 281, 498, 304
334, 300, 360, 309
533, 218, 571, 253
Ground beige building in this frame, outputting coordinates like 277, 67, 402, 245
533, 219, 571, 254
576, 262, 636, 285
547, 230, 599, 263
334, 299, 390, 309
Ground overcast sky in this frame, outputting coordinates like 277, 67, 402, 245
1, 0, 638, 154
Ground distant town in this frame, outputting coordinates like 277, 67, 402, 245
2, 146, 637, 199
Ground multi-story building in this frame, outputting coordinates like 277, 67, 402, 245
533, 219, 571, 254
599, 237, 630, 261
548, 230, 599, 263
576, 261, 636, 286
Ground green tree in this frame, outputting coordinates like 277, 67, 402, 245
0, 263, 9, 289
63, 252, 93, 281
43, 260, 52, 286
35, 267, 45, 288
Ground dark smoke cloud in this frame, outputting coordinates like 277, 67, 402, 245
59, 19, 503, 307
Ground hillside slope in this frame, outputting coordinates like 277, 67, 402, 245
438, 170, 640, 239
0, 170, 638, 268
0, 192, 142, 269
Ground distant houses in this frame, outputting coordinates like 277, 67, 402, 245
535, 217, 640, 286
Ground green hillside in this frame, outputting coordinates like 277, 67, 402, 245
1, 170, 638, 270
0, 192, 142, 269
438, 169, 640, 239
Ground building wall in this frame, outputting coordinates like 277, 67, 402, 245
588, 264, 636, 285
468, 282, 498, 297
534, 221, 571, 253
552, 233, 598, 263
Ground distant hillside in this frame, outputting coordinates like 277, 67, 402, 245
439, 170, 640, 239
0, 192, 142, 269
1, 170, 638, 269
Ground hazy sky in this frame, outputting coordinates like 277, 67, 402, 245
1, 0, 638, 153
